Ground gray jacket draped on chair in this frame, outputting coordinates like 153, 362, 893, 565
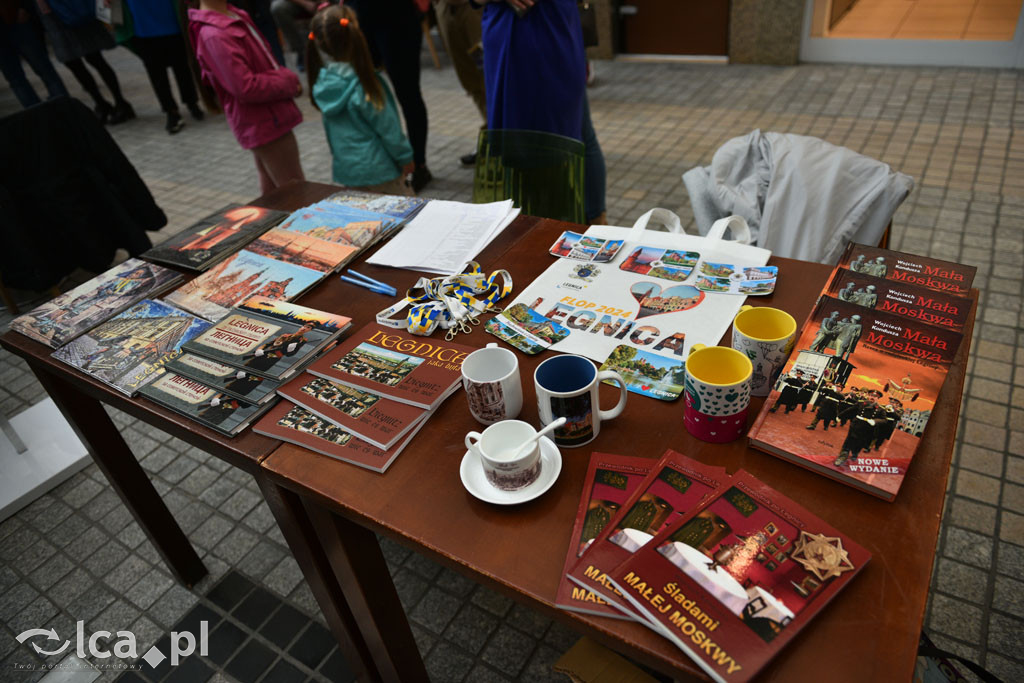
682, 130, 914, 263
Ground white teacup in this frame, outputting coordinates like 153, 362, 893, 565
461, 343, 523, 425
465, 420, 541, 491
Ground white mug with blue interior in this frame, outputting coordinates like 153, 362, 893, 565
533, 354, 627, 448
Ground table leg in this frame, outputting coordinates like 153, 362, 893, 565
30, 367, 207, 587
257, 478, 380, 683
304, 501, 429, 683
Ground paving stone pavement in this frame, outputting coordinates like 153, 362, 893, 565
2, 41, 1023, 683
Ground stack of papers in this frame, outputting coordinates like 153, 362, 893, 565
367, 200, 519, 275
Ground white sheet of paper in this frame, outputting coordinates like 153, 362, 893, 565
367, 200, 517, 275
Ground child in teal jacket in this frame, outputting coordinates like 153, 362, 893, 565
307, 3, 413, 195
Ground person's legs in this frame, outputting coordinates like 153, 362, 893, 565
83, 51, 125, 103
132, 37, 177, 114
253, 151, 274, 195
581, 94, 606, 224
0, 24, 41, 107
372, 11, 429, 188
270, 0, 307, 66
10, 21, 68, 99
251, 131, 305, 194
63, 56, 109, 110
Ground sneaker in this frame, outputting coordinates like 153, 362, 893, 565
108, 100, 135, 125
166, 111, 185, 135
93, 100, 113, 124
459, 152, 477, 167
187, 103, 204, 121
409, 165, 433, 193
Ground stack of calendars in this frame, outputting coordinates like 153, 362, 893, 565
748, 243, 976, 501
138, 297, 351, 436
256, 322, 471, 473
556, 450, 870, 683
161, 192, 426, 321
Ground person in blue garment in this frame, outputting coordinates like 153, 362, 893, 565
480, 0, 606, 223
123, 0, 203, 134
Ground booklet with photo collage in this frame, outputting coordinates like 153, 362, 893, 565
306, 323, 472, 410
567, 450, 729, 620
607, 470, 870, 683
253, 400, 429, 473
276, 372, 444, 451
555, 452, 653, 618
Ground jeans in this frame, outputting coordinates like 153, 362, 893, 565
0, 20, 68, 108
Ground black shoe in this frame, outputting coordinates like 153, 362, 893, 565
187, 103, 204, 121
108, 100, 135, 125
166, 111, 184, 135
94, 100, 113, 124
460, 152, 477, 167
410, 165, 432, 193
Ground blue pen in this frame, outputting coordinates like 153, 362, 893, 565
347, 269, 396, 293
340, 275, 394, 295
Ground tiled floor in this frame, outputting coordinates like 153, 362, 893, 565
1, 38, 1023, 683
830, 0, 1024, 41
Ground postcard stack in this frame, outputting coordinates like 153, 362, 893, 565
161, 194, 426, 321
748, 243, 976, 501
557, 449, 870, 683
136, 297, 351, 436
256, 322, 471, 473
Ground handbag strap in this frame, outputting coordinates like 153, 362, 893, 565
627, 209, 754, 246
706, 215, 753, 245
628, 208, 685, 240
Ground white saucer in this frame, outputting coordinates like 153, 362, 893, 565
460, 437, 562, 505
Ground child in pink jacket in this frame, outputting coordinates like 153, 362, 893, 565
187, 0, 304, 194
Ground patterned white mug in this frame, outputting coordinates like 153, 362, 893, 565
732, 305, 796, 397
683, 344, 752, 443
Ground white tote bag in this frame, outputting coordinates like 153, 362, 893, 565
507, 210, 772, 364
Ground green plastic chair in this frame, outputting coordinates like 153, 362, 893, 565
472, 129, 585, 223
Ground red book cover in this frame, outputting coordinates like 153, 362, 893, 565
306, 323, 473, 409
822, 267, 970, 332
836, 243, 976, 296
554, 453, 654, 618
253, 401, 427, 473
277, 373, 437, 451
608, 470, 870, 683
748, 296, 965, 501
567, 450, 729, 619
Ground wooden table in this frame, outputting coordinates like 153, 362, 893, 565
258, 186, 977, 682
0, 182, 975, 682
0, 183, 344, 587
